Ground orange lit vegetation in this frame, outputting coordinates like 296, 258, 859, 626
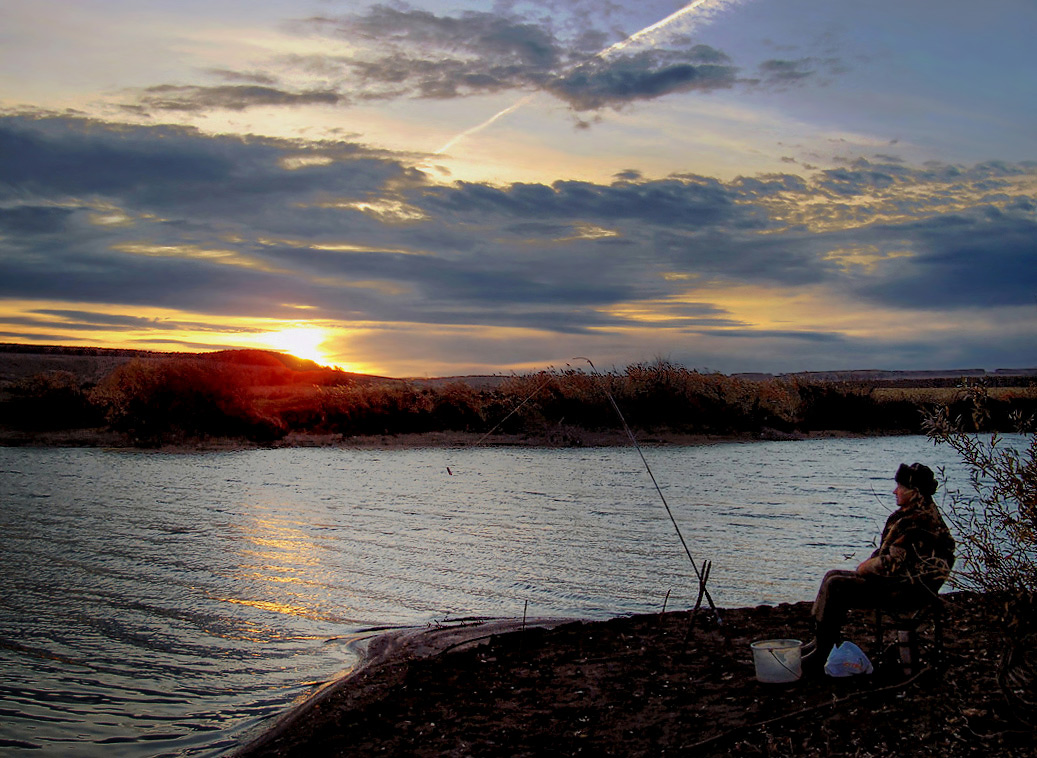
1, 348, 1034, 446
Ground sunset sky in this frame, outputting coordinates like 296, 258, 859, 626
1, 0, 1034, 376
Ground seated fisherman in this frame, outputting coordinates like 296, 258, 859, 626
804, 462, 955, 669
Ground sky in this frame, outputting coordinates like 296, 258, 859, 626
1, 0, 1034, 377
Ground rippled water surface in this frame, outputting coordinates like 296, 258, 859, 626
0, 438, 981, 755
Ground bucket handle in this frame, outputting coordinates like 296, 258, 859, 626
768, 647, 802, 681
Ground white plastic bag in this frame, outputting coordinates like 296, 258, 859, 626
824, 641, 873, 677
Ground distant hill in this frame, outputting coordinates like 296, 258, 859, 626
0, 343, 380, 387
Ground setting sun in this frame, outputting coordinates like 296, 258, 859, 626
258, 326, 330, 365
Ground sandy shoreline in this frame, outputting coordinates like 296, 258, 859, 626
230, 593, 1033, 758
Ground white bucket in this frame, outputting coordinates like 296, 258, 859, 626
750, 638, 802, 683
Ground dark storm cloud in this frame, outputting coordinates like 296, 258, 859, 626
1, 115, 1034, 341
130, 84, 345, 112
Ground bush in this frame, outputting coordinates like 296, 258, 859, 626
0, 371, 103, 430
925, 384, 1037, 597
319, 382, 432, 435
924, 382, 1037, 722
90, 359, 284, 443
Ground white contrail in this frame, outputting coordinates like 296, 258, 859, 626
434, 95, 536, 155
432, 0, 745, 156
597, 0, 740, 59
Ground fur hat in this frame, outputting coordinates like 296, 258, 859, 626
895, 462, 938, 497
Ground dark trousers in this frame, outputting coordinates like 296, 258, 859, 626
811, 570, 932, 643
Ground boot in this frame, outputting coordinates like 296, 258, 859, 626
802, 630, 839, 677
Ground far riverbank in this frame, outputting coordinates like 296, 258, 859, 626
0, 426, 870, 451
2, 347, 1035, 449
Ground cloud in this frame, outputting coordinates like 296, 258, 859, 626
851, 208, 1037, 309
289, 5, 812, 113
128, 84, 345, 113
1, 114, 1034, 352
108, 5, 839, 119
545, 47, 738, 110
417, 176, 753, 229
0, 116, 411, 218
0, 205, 76, 234
21, 309, 265, 334
0, 330, 90, 344
204, 68, 279, 86
614, 169, 643, 181
329, 6, 563, 68
699, 328, 847, 343
754, 58, 816, 86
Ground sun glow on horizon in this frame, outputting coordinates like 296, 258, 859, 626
257, 326, 333, 366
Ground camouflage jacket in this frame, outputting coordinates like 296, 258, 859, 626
871, 499, 955, 589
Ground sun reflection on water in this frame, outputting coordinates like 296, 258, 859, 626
224, 513, 334, 621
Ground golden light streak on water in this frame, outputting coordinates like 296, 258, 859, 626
218, 596, 316, 618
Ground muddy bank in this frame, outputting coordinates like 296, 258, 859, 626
0, 427, 866, 451
234, 593, 1034, 758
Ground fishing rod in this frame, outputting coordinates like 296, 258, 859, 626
577, 358, 722, 624
471, 375, 553, 447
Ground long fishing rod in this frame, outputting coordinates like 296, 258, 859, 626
471, 376, 553, 447
577, 358, 721, 624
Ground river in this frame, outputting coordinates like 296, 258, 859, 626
0, 437, 983, 755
